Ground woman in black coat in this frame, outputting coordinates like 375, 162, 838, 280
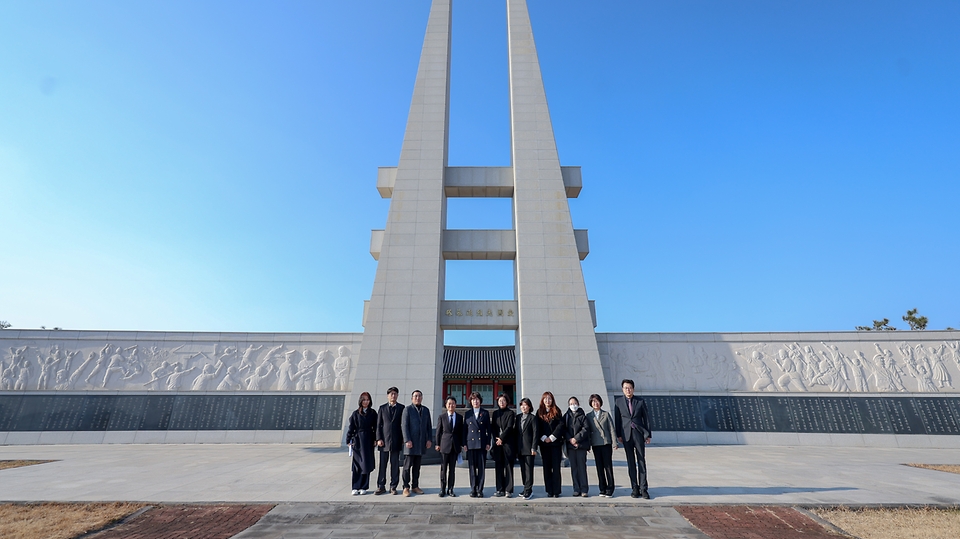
563, 395, 592, 497
491, 392, 517, 497
346, 391, 378, 494
536, 391, 565, 498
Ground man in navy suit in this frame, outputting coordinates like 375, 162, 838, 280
374, 386, 404, 494
435, 396, 465, 497
614, 378, 652, 499
463, 391, 491, 497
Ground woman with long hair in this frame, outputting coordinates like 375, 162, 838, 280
346, 391, 378, 495
536, 391, 564, 497
491, 392, 517, 497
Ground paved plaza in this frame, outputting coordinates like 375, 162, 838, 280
2, 443, 958, 505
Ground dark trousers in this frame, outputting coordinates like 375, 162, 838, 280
540, 443, 563, 496
623, 439, 648, 492
593, 444, 615, 495
494, 452, 515, 494
518, 454, 535, 495
377, 450, 401, 489
467, 448, 486, 493
402, 454, 421, 489
439, 451, 458, 492
351, 459, 371, 490
569, 447, 589, 495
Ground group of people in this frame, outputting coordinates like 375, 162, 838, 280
345, 379, 652, 499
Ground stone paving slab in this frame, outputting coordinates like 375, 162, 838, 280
676, 506, 845, 539
230, 502, 712, 539
1, 444, 959, 505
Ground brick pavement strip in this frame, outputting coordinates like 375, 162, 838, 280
675, 506, 846, 539
86, 504, 274, 539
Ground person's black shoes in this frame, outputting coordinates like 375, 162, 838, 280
438, 490, 446, 498
494, 491, 505, 497
374, 487, 386, 495
448, 490, 457, 497
640, 490, 651, 499
469, 491, 478, 498
631, 489, 640, 498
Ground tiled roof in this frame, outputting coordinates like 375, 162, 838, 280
442, 346, 516, 378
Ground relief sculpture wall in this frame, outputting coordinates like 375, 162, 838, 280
0, 331, 363, 393
598, 332, 960, 395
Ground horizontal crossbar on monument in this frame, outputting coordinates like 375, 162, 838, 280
369, 229, 589, 261
376, 166, 583, 198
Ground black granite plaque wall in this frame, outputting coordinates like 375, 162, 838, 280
0, 395, 22, 431
850, 397, 893, 434
884, 398, 926, 435
787, 397, 829, 433
108, 396, 147, 431
229, 395, 264, 430
259, 395, 317, 430
701, 396, 740, 431
75, 395, 116, 431
762, 397, 796, 432
169, 396, 206, 430
315, 395, 345, 430
913, 397, 960, 435
41, 395, 86, 431
139, 395, 176, 430
646, 396, 703, 431
735, 397, 778, 432
819, 397, 862, 434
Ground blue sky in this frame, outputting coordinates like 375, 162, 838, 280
1, 1, 958, 341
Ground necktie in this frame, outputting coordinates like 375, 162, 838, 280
449, 414, 454, 428
628, 398, 633, 415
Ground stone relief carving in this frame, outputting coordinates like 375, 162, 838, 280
1, 340, 358, 392
601, 338, 960, 394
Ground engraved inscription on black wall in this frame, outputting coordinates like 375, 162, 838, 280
229, 396, 263, 430
647, 396, 702, 431
851, 398, 893, 434
76, 395, 116, 431
762, 397, 796, 432
788, 398, 828, 433
701, 396, 740, 432
736, 397, 778, 432
0, 395, 22, 431
913, 398, 960, 435
259, 396, 317, 430
168, 396, 205, 430
820, 397, 862, 434
42, 395, 86, 431
315, 395, 345, 431
108, 396, 147, 431
884, 398, 926, 435
12, 396, 53, 431
139, 395, 176, 431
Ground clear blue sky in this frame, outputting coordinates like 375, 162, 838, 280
2, 1, 958, 341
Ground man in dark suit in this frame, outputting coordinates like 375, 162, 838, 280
614, 378, 652, 499
435, 396, 465, 497
463, 391, 491, 497
374, 386, 404, 495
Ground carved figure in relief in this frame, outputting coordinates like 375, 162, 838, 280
896, 343, 933, 393
667, 354, 687, 388
239, 344, 264, 372
922, 345, 952, 389
333, 346, 351, 391
143, 361, 172, 390
69, 351, 96, 386
101, 346, 130, 387
849, 351, 869, 392
37, 349, 64, 390
14, 360, 30, 391
818, 343, 851, 392
55, 350, 81, 389
84, 344, 112, 385
774, 349, 807, 391
276, 350, 300, 391
295, 350, 319, 391
737, 350, 775, 391
121, 345, 144, 379
191, 358, 225, 391
947, 341, 960, 369
244, 363, 275, 390
54, 369, 71, 390
1, 361, 14, 390
217, 365, 246, 391
314, 349, 334, 390
687, 345, 706, 374
165, 364, 197, 391
873, 344, 906, 392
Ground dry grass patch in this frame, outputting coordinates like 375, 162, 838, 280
0, 502, 146, 539
905, 463, 960, 475
814, 507, 960, 539
0, 460, 56, 471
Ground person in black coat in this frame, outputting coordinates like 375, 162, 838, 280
614, 379, 652, 499
374, 386, 405, 494
435, 396, 465, 497
346, 391, 378, 495
400, 389, 432, 496
536, 391, 565, 498
491, 393, 517, 497
516, 397, 539, 499
463, 391, 491, 497
563, 395, 592, 497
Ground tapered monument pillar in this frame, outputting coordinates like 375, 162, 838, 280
352, 0, 451, 415
507, 0, 608, 403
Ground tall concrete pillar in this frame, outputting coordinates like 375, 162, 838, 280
352, 0, 451, 415
507, 0, 607, 403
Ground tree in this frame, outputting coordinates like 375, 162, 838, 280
902, 308, 928, 330
0, 321, 10, 330
855, 318, 897, 331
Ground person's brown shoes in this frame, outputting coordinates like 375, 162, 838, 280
412, 487, 425, 495
374, 487, 387, 495
403, 488, 411, 497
